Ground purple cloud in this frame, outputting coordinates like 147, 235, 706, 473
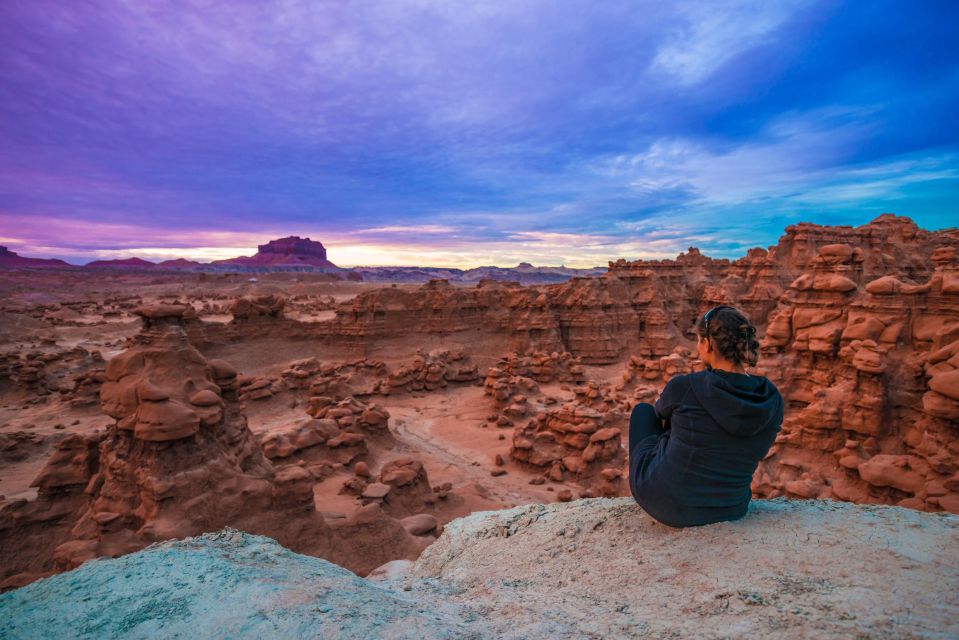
1, 0, 957, 265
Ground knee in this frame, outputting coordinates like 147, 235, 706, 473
630, 402, 656, 422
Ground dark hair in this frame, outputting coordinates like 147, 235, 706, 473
696, 305, 759, 367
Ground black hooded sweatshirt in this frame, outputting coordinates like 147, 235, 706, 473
629, 367, 784, 527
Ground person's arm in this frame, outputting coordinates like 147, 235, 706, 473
654, 375, 687, 429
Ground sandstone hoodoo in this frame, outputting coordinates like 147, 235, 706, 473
0, 305, 432, 589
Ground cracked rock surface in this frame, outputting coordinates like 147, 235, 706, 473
3, 496, 958, 639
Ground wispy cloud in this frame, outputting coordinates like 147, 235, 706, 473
596, 106, 880, 204
651, 0, 813, 85
351, 225, 458, 235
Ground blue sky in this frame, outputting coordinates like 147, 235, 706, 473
1, 0, 957, 266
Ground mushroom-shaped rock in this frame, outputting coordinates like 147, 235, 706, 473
230, 295, 286, 319
817, 243, 855, 264
189, 390, 221, 407
208, 359, 238, 380
134, 400, 200, 441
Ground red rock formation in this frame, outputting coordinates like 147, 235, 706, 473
307, 359, 389, 398
230, 294, 286, 320
66, 367, 106, 408
384, 349, 480, 393
0, 246, 71, 269
156, 258, 203, 269
614, 349, 699, 407
0, 305, 425, 589
752, 241, 959, 512
213, 236, 343, 272
0, 431, 49, 464
491, 350, 586, 384
282, 351, 480, 401
313, 215, 956, 365
510, 399, 626, 496
0, 346, 105, 398
359, 457, 436, 518
84, 257, 158, 269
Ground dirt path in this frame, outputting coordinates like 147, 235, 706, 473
386, 386, 585, 508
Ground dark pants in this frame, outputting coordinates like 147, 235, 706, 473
628, 403, 665, 500
629, 402, 665, 454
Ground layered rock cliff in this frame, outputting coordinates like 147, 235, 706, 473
312, 214, 957, 363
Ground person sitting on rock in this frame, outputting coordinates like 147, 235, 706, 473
628, 305, 784, 527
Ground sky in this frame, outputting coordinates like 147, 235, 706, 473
1, 0, 957, 268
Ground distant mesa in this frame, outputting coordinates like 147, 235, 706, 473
0, 237, 608, 282
0, 245, 70, 269
84, 257, 157, 269
211, 236, 343, 273
4, 237, 350, 275
157, 258, 203, 269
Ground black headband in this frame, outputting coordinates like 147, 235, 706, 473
702, 305, 731, 337
703, 305, 754, 339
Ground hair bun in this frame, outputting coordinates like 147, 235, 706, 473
739, 325, 756, 337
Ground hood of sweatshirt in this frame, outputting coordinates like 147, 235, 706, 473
687, 367, 784, 436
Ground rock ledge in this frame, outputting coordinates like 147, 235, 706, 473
2, 497, 957, 639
